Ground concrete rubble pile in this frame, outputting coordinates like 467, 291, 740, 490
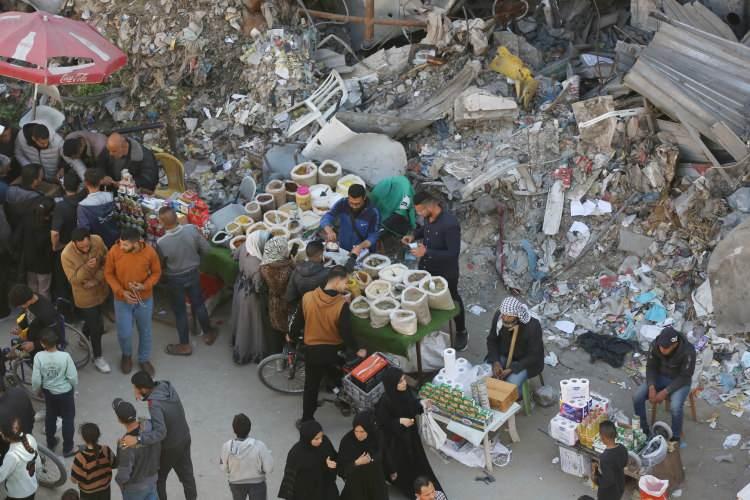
3, 0, 745, 423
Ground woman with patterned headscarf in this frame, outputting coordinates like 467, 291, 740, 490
230, 230, 271, 364
260, 236, 293, 353
486, 296, 544, 389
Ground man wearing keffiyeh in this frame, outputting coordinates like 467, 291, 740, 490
485, 296, 545, 389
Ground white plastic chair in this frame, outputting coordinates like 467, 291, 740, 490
283, 70, 348, 137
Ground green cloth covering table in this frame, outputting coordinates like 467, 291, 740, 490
200, 246, 238, 285
352, 305, 459, 376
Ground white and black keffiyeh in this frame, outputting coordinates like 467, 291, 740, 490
499, 296, 531, 324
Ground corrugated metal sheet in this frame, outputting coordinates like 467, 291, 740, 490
624, 15, 750, 160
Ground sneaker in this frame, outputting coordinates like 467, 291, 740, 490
139, 361, 155, 377
121, 355, 133, 374
94, 357, 111, 373
454, 331, 469, 352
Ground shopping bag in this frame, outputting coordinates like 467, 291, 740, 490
420, 410, 447, 449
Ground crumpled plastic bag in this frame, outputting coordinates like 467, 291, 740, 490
534, 385, 558, 408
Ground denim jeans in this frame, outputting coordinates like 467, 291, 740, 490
499, 355, 529, 390
114, 297, 153, 363
43, 388, 75, 453
633, 375, 691, 439
165, 269, 211, 345
80, 304, 104, 358
121, 486, 158, 500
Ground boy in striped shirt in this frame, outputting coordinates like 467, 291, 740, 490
71, 423, 116, 499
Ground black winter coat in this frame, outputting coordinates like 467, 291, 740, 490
486, 311, 545, 378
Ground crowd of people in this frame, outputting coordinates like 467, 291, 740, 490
0, 115, 695, 500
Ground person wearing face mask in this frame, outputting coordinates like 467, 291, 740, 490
486, 297, 544, 390
278, 420, 338, 500
337, 411, 391, 500
376, 367, 443, 499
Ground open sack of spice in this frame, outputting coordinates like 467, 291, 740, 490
390, 309, 418, 336
419, 276, 455, 310
370, 298, 400, 329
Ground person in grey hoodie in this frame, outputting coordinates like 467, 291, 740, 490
124, 372, 196, 500
113, 397, 160, 500
220, 413, 273, 500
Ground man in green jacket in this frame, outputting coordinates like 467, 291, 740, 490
369, 176, 415, 238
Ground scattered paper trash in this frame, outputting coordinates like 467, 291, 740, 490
554, 320, 576, 334
468, 304, 487, 316
723, 433, 742, 449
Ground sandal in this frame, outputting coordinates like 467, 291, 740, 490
202, 330, 218, 346
165, 344, 192, 356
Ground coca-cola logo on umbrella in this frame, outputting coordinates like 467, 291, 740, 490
60, 72, 89, 84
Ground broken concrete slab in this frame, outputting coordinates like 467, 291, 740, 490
708, 217, 750, 334
453, 87, 518, 127
335, 111, 433, 139
618, 228, 655, 257
572, 96, 616, 153
302, 117, 406, 186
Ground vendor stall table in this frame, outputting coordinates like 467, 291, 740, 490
433, 403, 521, 472
541, 430, 641, 480
351, 305, 459, 378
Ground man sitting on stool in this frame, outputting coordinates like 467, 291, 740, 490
486, 297, 544, 389
633, 326, 695, 442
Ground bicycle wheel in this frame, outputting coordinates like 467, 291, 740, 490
36, 444, 67, 488
63, 322, 92, 369
257, 353, 306, 394
11, 359, 44, 403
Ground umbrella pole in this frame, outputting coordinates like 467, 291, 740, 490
32, 83, 38, 120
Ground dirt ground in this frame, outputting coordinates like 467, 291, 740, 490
3, 291, 748, 500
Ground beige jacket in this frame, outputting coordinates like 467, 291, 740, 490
61, 235, 110, 308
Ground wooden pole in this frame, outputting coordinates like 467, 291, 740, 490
364, 0, 375, 42
303, 9, 427, 30
506, 325, 519, 367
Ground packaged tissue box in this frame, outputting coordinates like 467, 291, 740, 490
550, 414, 578, 446
560, 397, 592, 423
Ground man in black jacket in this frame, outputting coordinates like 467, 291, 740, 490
285, 241, 328, 307
633, 326, 695, 441
402, 191, 468, 350
486, 296, 544, 389
100, 133, 159, 193
122, 371, 197, 500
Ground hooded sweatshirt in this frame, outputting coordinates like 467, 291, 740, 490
77, 191, 119, 248
646, 331, 696, 394
139, 381, 191, 450
220, 437, 274, 484
0, 434, 40, 498
15, 121, 63, 181
285, 260, 328, 305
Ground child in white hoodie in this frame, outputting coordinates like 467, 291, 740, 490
0, 417, 41, 500
219, 413, 274, 500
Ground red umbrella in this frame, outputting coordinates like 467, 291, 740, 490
0, 10, 127, 86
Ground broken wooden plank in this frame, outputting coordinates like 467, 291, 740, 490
710, 121, 750, 161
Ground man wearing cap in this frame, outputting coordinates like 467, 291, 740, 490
486, 296, 544, 389
633, 326, 695, 442
113, 398, 161, 500
123, 371, 196, 500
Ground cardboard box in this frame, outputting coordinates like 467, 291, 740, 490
485, 377, 518, 412
559, 446, 590, 477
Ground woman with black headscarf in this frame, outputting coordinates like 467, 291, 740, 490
278, 420, 339, 500
337, 411, 391, 500
376, 366, 443, 498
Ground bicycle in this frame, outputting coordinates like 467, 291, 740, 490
7, 298, 92, 401
36, 443, 68, 488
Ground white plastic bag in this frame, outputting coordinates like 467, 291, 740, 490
362, 254, 391, 277
379, 263, 408, 284
390, 309, 418, 336
370, 298, 400, 329
401, 286, 432, 325
350, 296, 370, 319
419, 276, 455, 310
365, 279, 392, 301
639, 435, 667, 468
419, 410, 447, 449
638, 475, 669, 497
403, 269, 430, 286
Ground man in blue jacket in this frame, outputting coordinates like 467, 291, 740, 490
77, 168, 119, 247
321, 184, 380, 255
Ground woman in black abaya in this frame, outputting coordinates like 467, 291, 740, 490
337, 411, 391, 500
376, 366, 444, 498
278, 420, 339, 500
